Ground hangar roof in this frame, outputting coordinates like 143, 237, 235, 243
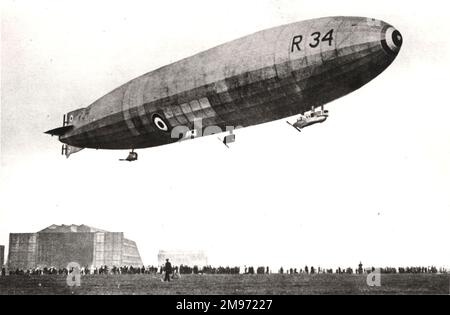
38, 224, 107, 233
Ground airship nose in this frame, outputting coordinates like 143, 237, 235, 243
381, 26, 403, 56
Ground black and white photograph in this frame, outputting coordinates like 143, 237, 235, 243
1, 0, 449, 299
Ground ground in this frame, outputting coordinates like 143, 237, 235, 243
0, 274, 449, 295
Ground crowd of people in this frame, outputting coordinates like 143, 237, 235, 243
1, 265, 161, 276
179, 265, 241, 275
386, 266, 442, 274
276, 265, 447, 275
1, 263, 447, 277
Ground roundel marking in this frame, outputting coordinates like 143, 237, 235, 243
152, 114, 169, 132
381, 25, 402, 56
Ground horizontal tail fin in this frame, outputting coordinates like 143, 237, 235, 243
45, 125, 73, 136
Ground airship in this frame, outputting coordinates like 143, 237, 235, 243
45, 16, 402, 161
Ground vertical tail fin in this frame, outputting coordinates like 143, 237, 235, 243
62, 144, 84, 158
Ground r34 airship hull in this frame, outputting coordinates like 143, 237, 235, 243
46, 16, 402, 156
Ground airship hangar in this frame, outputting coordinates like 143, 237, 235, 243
7, 225, 143, 270
158, 250, 208, 267
0, 245, 4, 268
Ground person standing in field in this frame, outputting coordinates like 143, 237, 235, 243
164, 259, 172, 282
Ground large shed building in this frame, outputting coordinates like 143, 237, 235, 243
0, 245, 4, 268
7, 225, 143, 270
158, 250, 208, 267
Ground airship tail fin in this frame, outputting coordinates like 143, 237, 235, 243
61, 144, 84, 158
44, 125, 73, 136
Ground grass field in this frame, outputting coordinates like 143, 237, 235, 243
0, 274, 449, 295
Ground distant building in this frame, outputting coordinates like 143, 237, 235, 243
0, 245, 4, 267
158, 250, 208, 267
8, 224, 143, 270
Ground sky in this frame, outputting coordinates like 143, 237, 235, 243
1, 0, 449, 269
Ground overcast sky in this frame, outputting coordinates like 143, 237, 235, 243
1, 0, 449, 269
